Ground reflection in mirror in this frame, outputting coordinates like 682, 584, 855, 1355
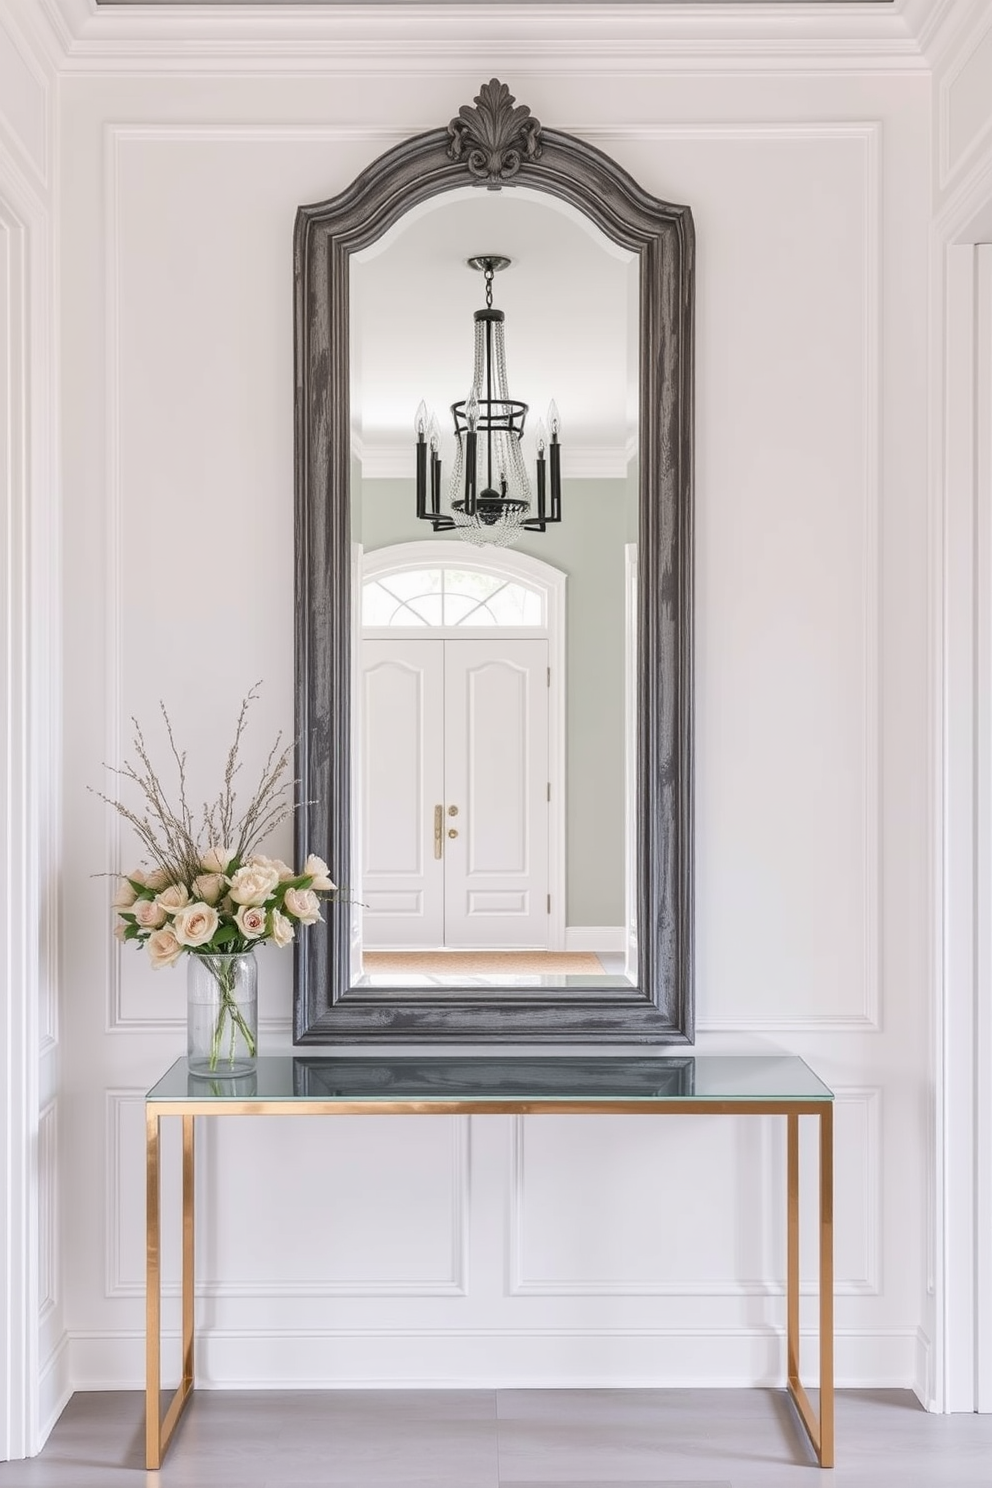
350, 189, 639, 990
293, 80, 693, 1043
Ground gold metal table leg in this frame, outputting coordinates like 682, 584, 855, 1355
787, 1112, 800, 1384
785, 1105, 834, 1468
819, 1103, 835, 1467
146, 1110, 196, 1470
145, 1109, 161, 1470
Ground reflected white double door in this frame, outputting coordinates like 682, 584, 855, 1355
362, 637, 550, 949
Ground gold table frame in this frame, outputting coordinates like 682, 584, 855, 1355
145, 1091, 833, 1471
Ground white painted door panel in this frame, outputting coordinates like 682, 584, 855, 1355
443, 639, 550, 949
362, 637, 550, 948
362, 640, 445, 948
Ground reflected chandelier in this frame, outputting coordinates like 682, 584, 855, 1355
414, 255, 563, 549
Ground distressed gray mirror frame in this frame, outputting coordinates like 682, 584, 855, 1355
293, 81, 694, 1043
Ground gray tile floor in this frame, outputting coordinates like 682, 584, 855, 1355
1, 1389, 990, 1488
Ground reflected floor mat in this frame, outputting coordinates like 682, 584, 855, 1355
363, 950, 604, 975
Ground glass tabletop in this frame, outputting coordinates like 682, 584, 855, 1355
147, 1054, 833, 1104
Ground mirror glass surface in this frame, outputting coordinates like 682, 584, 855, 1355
349, 187, 639, 990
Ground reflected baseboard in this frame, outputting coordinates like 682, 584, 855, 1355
563, 926, 626, 952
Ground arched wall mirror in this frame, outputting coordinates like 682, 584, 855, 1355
294, 81, 694, 1042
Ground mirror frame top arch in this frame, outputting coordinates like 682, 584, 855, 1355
293, 80, 694, 1044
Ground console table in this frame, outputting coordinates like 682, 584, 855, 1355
145, 1053, 834, 1470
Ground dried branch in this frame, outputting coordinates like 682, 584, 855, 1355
95, 684, 299, 879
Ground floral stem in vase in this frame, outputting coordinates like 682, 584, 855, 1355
205, 955, 257, 1071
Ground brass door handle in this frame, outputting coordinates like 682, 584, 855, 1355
434, 805, 443, 859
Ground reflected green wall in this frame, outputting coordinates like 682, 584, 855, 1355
360, 476, 629, 927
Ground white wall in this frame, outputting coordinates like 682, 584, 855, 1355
928, 0, 992, 1414
0, 0, 64, 1458
57, 63, 931, 1393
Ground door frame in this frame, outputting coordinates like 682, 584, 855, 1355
360, 542, 567, 952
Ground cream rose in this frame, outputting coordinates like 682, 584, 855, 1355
228, 863, 280, 906
142, 866, 171, 891
172, 902, 220, 948
283, 887, 322, 925
113, 919, 128, 942
112, 878, 139, 909
235, 903, 267, 939
156, 882, 190, 915
248, 853, 294, 882
301, 854, 335, 892
192, 872, 226, 906
147, 927, 183, 969
270, 909, 295, 948
134, 897, 168, 930
200, 845, 236, 874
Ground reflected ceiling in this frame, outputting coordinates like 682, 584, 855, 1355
350, 188, 636, 480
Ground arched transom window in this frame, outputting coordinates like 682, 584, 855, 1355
362, 566, 545, 629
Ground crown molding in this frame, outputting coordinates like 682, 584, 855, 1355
35, 0, 931, 74
357, 442, 633, 481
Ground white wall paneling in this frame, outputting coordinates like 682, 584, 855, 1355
976, 245, 992, 1415
509, 1091, 879, 1299
106, 1093, 469, 1302
0, 5, 49, 187
36, 0, 937, 77
54, 71, 929, 1397
65, 1325, 921, 1394
930, 6, 992, 1390
610, 124, 880, 1036
937, 4, 992, 192
0, 67, 61, 1458
38, 1102, 59, 1321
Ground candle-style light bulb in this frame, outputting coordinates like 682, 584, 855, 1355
464, 390, 480, 431
547, 400, 561, 438
428, 414, 442, 452
535, 418, 548, 454
414, 400, 429, 437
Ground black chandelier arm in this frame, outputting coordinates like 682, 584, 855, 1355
549, 433, 562, 523
522, 433, 562, 532
415, 432, 456, 529
415, 431, 428, 520
463, 427, 479, 516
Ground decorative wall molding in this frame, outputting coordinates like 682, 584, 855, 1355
937, 1, 992, 191
38, 0, 933, 76
102, 119, 880, 1040
66, 1323, 921, 1392
0, 5, 51, 188
509, 1088, 881, 1299
38, 1102, 58, 1322
916, 1325, 935, 1411
0, 146, 57, 1460
105, 1090, 470, 1298
683, 120, 882, 1036
359, 442, 631, 482
37, 1335, 70, 1447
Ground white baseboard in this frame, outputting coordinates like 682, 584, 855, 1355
914, 1326, 936, 1411
38, 1334, 71, 1449
564, 927, 625, 953
68, 1327, 919, 1392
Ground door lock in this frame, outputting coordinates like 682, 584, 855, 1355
448, 804, 459, 816
448, 828, 458, 839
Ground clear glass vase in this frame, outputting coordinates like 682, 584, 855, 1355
186, 951, 257, 1076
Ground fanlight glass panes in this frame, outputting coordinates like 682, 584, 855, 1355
363, 568, 545, 628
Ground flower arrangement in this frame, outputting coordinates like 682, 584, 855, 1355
97, 686, 334, 1070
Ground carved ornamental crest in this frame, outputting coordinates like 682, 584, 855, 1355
447, 79, 543, 185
